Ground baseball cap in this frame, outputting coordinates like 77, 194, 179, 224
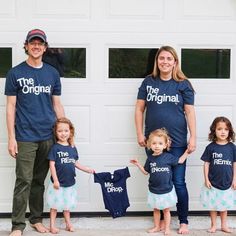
26, 29, 47, 43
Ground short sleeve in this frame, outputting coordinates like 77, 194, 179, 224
144, 158, 150, 173
73, 147, 79, 161
137, 78, 147, 100
48, 146, 56, 161
125, 167, 131, 178
179, 80, 194, 105
44, 63, 61, 96
168, 153, 179, 166
94, 173, 100, 183
232, 144, 236, 162
201, 146, 211, 162
4, 70, 18, 96
52, 72, 62, 96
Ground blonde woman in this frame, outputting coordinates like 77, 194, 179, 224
135, 46, 196, 234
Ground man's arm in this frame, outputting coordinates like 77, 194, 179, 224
6, 96, 18, 158
52, 95, 65, 118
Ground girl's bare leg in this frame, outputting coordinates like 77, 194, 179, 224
160, 219, 165, 231
147, 208, 161, 233
208, 211, 217, 233
220, 211, 232, 233
163, 208, 171, 235
63, 210, 75, 232
50, 208, 60, 234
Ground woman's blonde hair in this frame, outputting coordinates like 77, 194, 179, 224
53, 117, 75, 146
147, 128, 171, 151
151, 45, 186, 82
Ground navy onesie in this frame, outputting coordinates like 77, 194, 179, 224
94, 167, 130, 218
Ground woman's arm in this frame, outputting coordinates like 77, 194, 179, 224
135, 99, 146, 147
184, 104, 196, 153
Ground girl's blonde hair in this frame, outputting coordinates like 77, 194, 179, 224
54, 117, 75, 146
147, 128, 171, 151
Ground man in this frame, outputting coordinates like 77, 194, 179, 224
5, 29, 65, 236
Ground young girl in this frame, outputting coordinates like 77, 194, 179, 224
200, 116, 236, 233
130, 128, 188, 235
46, 117, 95, 234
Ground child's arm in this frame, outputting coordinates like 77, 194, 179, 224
203, 162, 211, 189
232, 162, 236, 189
75, 161, 95, 174
49, 160, 60, 189
130, 159, 148, 175
178, 149, 189, 164
178, 150, 188, 163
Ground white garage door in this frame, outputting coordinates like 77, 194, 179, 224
0, 0, 236, 213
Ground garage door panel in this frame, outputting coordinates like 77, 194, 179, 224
1, 0, 236, 213
0, 106, 7, 143
186, 166, 204, 210
195, 105, 233, 141
108, 0, 164, 19
104, 105, 136, 143
187, 143, 208, 166
0, 168, 15, 212
65, 105, 91, 143
34, 0, 91, 19
181, 0, 235, 18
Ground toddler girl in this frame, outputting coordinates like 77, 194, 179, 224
46, 117, 95, 233
130, 128, 188, 235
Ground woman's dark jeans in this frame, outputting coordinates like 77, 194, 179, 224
170, 146, 189, 224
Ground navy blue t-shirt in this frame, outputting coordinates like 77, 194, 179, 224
144, 152, 179, 194
137, 76, 194, 147
94, 167, 130, 218
4, 61, 61, 142
201, 142, 236, 190
48, 143, 79, 187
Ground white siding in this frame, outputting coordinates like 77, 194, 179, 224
0, 0, 236, 213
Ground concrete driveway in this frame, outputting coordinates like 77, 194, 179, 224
0, 216, 235, 235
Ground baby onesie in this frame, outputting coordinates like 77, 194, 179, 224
94, 167, 130, 218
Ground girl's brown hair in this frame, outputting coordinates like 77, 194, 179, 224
208, 116, 235, 142
147, 128, 171, 151
54, 117, 75, 146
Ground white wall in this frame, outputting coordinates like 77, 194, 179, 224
0, 0, 236, 213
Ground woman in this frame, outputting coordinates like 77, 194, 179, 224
135, 46, 196, 234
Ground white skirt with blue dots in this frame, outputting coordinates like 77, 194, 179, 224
200, 185, 235, 211
46, 181, 79, 211
147, 187, 177, 210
